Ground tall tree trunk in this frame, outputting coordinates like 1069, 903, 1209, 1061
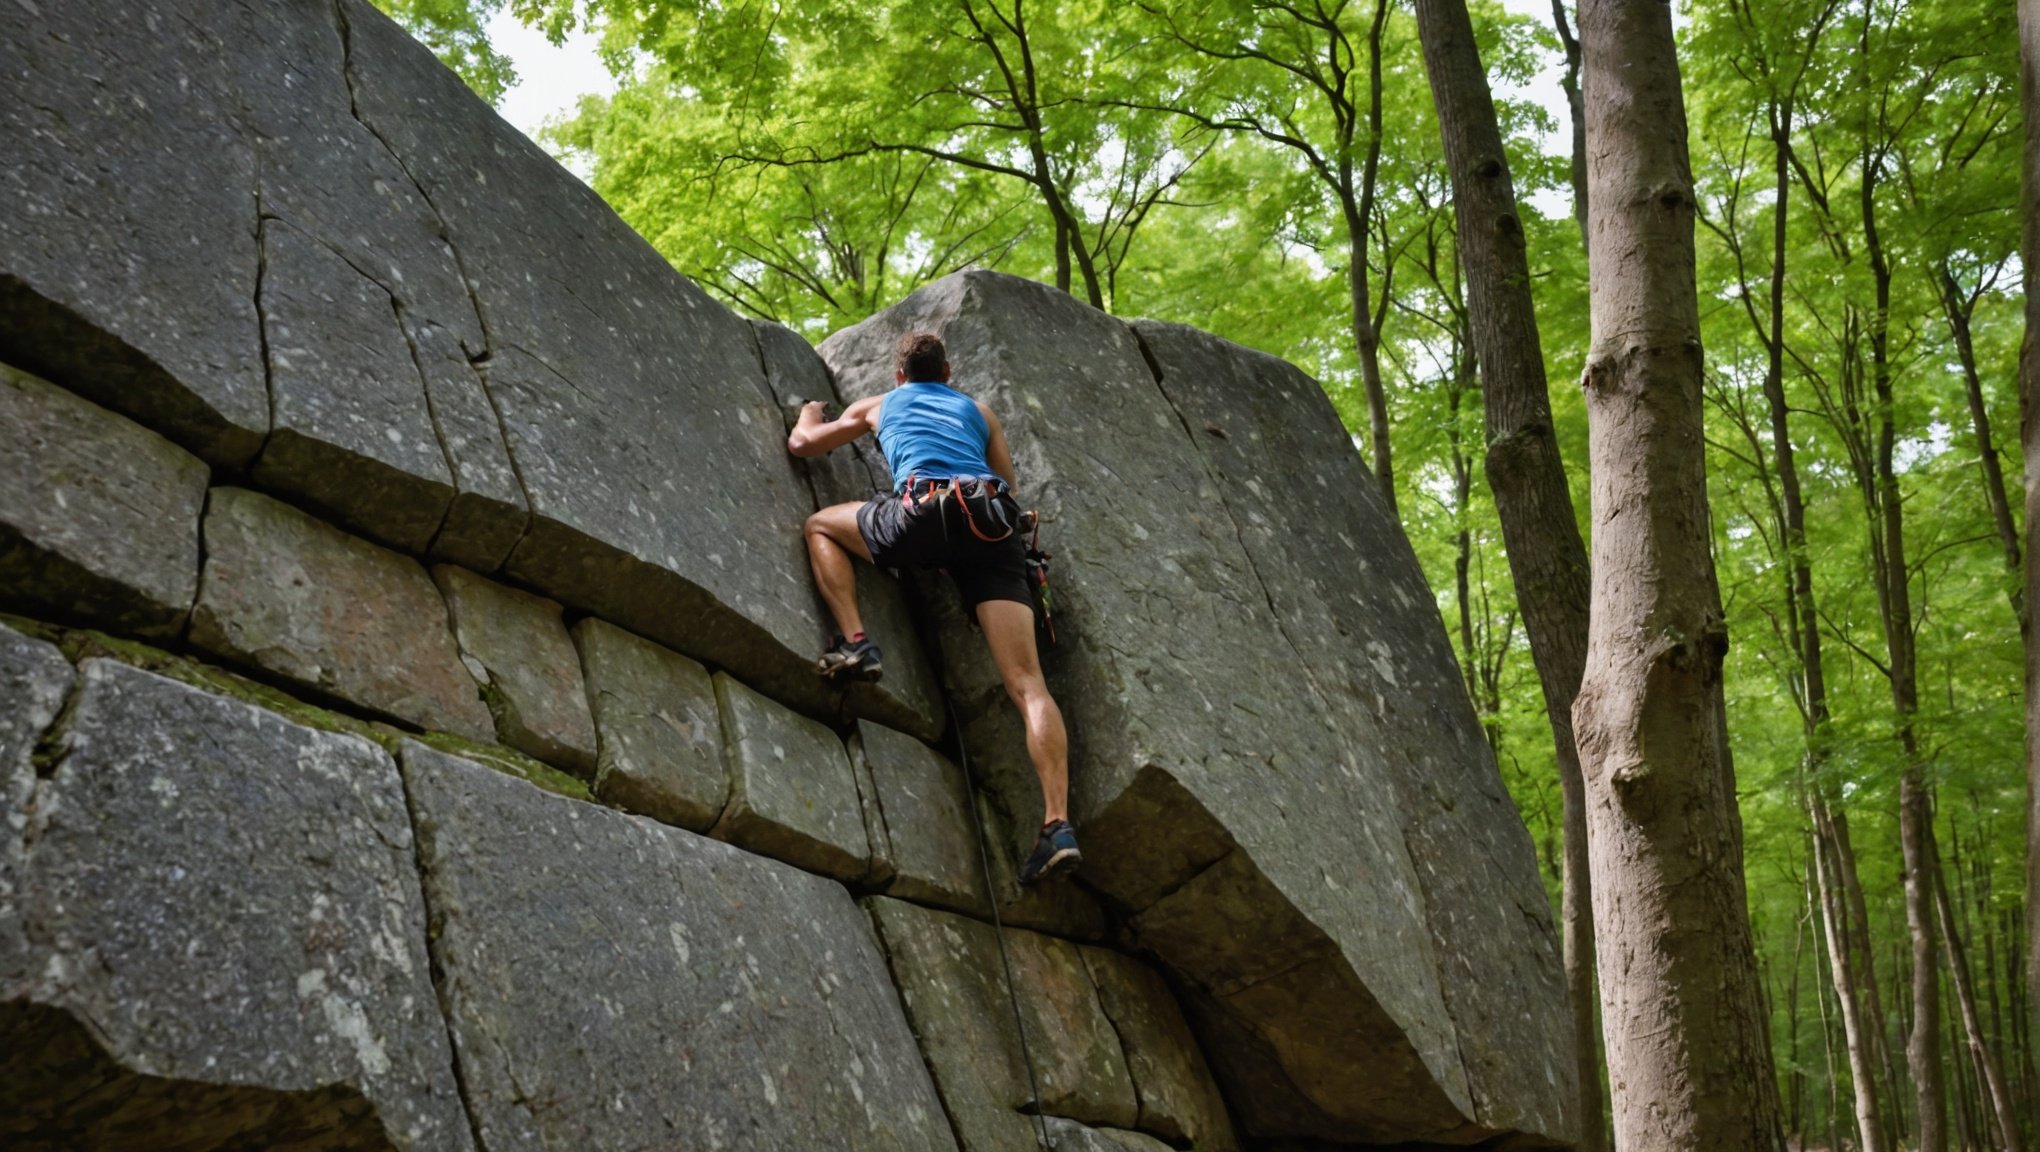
1860, 127, 1947, 1151
1754, 83, 1894, 1149
1412, 3, 1601, 1147
1938, 263, 2025, 626
1936, 834, 2027, 1152
1347, 205, 1395, 514
1349, 0, 1396, 515
1834, 805, 1907, 1136
1548, 0, 1588, 250
2020, 0, 2040, 1088
1814, 802, 1889, 1152
1571, 3, 1782, 1147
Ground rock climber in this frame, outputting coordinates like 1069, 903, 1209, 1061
786, 331, 1080, 885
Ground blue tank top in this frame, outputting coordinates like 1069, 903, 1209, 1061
876, 381, 994, 492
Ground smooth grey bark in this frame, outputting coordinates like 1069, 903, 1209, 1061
2019, 0, 2040, 1123
1412, 3, 1601, 1148
1813, 800, 1888, 1152
1934, 836, 2027, 1152
1857, 110, 1946, 1151
1571, 2, 1783, 1147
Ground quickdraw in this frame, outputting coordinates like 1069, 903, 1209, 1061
1023, 511, 1057, 645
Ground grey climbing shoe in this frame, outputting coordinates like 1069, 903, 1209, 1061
817, 634, 883, 682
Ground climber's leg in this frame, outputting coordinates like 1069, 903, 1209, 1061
804, 502, 870, 637
977, 596, 1079, 882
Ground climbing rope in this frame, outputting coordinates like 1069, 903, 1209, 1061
949, 689, 1056, 1152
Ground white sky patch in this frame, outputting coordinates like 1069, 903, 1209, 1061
1493, 0, 1576, 222
487, 9, 615, 145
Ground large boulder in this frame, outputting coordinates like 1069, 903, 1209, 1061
0, 658, 471, 1150
822, 271, 1575, 1147
402, 741, 956, 1152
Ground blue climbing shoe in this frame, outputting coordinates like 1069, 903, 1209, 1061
817, 634, 883, 682
1018, 819, 1081, 885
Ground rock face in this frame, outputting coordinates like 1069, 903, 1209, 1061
0, 363, 209, 637
712, 672, 872, 882
0, 659, 470, 1150
190, 487, 495, 741
858, 721, 985, 913
574, 617, 729, 831
0, 2, 1576, 1147
868, 897, 1139, 1152
823, 271, 1575, 1146
403, 741, 956, 1152
0, 625, 74, 979
434, 565, 597, 776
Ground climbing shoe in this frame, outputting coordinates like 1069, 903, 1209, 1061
817, 634, 884, 682
1018, 819, 1082, 885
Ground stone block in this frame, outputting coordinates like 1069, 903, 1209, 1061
0, 659, 470, 1150
251, 219, 456, 555
573, 617, 729, 831
189, 487, 493, 741
858, 721, 983, 913
822, 271, 1567, 1145
866, 897, 1137, 1152
711, 672, 870, 882
432, 565, 596, 776
0, 363, 208, 637
1080, 947, 1237, 1150
400, 741, 956, 1152
0, 623, 74, 978
0, 0, 267, 466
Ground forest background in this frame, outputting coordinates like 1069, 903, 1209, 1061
373, 0, 2031, 1146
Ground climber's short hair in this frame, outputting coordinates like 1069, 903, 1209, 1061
896, 332, 948, 382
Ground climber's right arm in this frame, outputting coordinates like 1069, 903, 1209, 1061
787, 394, 882, 457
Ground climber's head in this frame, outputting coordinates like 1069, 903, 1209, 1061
894, 331, 951, 385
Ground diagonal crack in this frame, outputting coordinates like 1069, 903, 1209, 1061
328, 0, 538, 560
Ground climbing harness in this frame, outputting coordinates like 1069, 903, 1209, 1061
901, 474, 1023, 544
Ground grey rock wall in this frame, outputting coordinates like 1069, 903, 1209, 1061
0, 1, 1575, 1148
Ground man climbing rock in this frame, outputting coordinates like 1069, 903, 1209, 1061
787, 332, 1080, 884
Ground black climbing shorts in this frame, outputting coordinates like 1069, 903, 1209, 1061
857, 482, 1033, 615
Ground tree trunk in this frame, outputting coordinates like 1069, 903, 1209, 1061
1547, 0, 1588, 249
1938, 264, 2025, 630
1412, 3, 1601, 1147
1347, 205, 1396, 515
1936, 834, 2027, 1152
2019, 0, 2040, 1101
1834, 806, 1906, 1136
1571, 3, 1782, 1147
1859, 123, 1947, 1149
1814, 803, 1889, 1152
